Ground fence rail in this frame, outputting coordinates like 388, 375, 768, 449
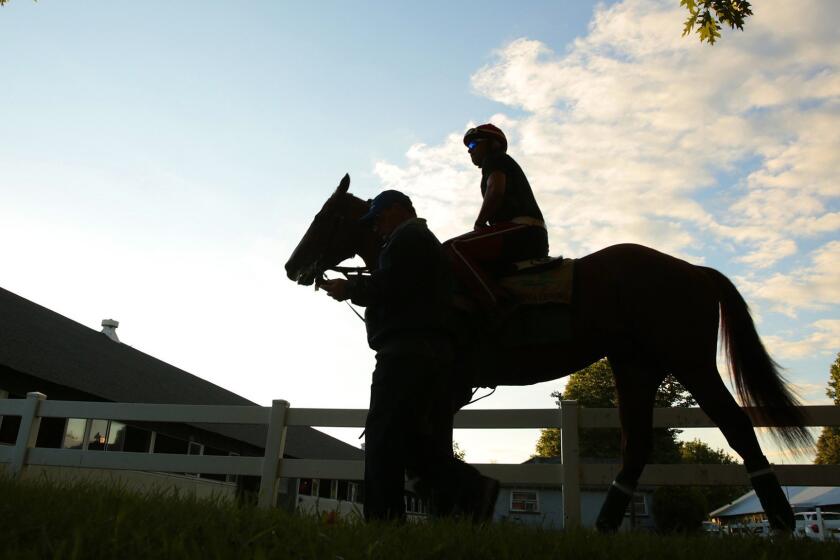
2, 392, 839, 529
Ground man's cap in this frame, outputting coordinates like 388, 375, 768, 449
360, 190, 413, 222
463, 123, 508, 151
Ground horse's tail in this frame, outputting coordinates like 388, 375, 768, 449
703, 267, 814, 454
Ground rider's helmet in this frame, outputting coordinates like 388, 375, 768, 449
463, 123, 508, 152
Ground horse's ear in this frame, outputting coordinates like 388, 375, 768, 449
336, 173, 350, 194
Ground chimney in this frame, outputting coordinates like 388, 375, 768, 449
101, 319, 120, 342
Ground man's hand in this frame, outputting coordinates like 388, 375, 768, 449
320, 278, 350, 302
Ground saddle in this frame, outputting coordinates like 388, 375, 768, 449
451, 256, 574, 314
498, 256, 574, 305
456, 256, 575, 379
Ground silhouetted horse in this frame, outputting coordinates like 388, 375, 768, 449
285, 174, 812, 532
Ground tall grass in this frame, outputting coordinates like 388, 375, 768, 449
1, 475, 837, 559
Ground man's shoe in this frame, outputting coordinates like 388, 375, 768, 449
473, 476, 500, 523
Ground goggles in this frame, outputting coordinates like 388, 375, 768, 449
466, 139, 486, 151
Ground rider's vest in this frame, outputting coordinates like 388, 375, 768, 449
480, 152, 545, 225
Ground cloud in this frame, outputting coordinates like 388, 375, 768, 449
375, 0, 839, 307
764, 319, 840, 360
787, 381, 832, 406
739, 241, 840, 317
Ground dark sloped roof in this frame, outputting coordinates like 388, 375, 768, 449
0, 286, 362, 461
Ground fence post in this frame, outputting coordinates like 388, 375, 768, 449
258, 399, 290, 509
561, 399, 581, 530
10, 392, 47, 479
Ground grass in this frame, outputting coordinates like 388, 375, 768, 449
2, 476, 839, 559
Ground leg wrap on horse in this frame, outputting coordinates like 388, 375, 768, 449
595, 479, 637, 533
748, 462, 794, 532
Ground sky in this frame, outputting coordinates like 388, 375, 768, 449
1, 0, 838, 465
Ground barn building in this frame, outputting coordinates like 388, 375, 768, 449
0, 286, 363, 513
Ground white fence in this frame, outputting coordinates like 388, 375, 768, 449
2, 392, 839, 528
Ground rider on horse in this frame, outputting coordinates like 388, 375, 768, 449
321, 190, 499, 522
445, 124, 549, 309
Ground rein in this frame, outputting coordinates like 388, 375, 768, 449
316, 265, 370, 324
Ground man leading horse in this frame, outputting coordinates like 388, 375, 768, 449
289, 137, 808, 534
320, 190, 499, 522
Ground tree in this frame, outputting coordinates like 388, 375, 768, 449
534, 359, 696, 462
0, 1, 754, 46
679, 439, 746, 512
452, 441, 466, 461
652, 486, 709, 532
681, 1, 753, 45
652, 440, 745, 533
815, 352, 840, 464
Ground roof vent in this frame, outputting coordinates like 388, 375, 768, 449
101, 319, 120, 343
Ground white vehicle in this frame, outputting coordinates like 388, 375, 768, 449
794, 511, 840, 540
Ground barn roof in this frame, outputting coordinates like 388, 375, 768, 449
0, 286, 362, 461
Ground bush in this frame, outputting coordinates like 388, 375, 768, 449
652, 486, 708, 533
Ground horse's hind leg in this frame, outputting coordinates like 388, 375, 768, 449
595, 358, 664, 533
676, 367, 795, 532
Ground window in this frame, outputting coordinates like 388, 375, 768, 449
106, 421, 126, 451
298, 478, 313, 496
122, 426, 152, 453
0, 389, 7, 434
510, 490, 539, 513
631, 494, 647, 516
0, 390, 19, 446
347, 482, 359, 503
337, 480, 349, 501
201, 447, 236, 483
152, 433, 189, 454
87, 419, 109, 451
226, 451, 239, 484
63, 418, 87, 449
65, 419, 129, 451
318, 479, 334, 499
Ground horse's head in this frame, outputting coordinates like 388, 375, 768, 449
284, 173, 372, 286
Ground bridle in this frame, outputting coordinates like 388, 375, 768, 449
311, 205, 372, 323
301, 192, 497, 405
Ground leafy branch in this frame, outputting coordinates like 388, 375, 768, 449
681, 0, 753, 45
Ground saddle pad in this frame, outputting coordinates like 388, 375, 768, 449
499, 258, 574, 305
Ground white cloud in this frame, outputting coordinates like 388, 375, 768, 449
739, 241, 840, 317
376, 0, 839, 301
787, 381, 832, 406
764, 319, 840, 360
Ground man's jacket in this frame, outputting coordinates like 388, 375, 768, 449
347, 218, 454, 351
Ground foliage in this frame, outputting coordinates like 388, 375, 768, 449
679, 439, 746, 512
453, 441, 466, 461
2, 1, 753, 46
535, 359, 695, 463
815, 352, 840, 464
681, 1, 753, 45
3, 476, 839, 559
652, 486, 709, 533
